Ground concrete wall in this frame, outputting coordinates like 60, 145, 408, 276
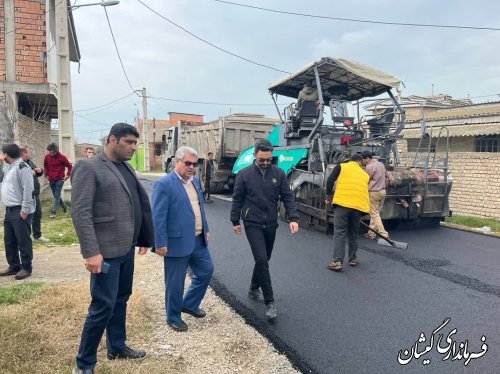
399, 151, 500, 219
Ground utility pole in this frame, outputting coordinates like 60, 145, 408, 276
142, 87, 150, 171
56, 0, 76, 197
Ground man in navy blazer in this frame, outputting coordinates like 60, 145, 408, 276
152, 146, 214, 332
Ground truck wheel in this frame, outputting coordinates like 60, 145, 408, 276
212, 182, 225, 194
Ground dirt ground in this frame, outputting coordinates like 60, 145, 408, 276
0, 245, 87, 285
0, 246, 299, 374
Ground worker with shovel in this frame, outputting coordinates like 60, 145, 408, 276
325, 154, 370, 272
361, 151, 389, 240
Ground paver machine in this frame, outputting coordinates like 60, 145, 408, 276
233, 57, 452, 233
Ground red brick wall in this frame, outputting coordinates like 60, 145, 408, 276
14, 0, 47, 83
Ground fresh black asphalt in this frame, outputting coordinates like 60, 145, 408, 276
140, 178, 500, 374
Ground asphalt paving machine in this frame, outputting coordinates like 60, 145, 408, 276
233, 57, 452, 232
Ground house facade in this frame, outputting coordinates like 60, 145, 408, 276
1, 0, 79, 166
134, 112, 204, 170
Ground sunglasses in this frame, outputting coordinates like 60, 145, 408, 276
257, 158, 273, 164
182, 160, 199, 168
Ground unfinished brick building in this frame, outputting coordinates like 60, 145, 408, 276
0, 0, 80, 168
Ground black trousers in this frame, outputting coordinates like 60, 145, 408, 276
204, 177, 211, 201
32, 195, 42, 239
76, 247, 134, 370
333, 206, 361, 263
3, 206, 33, 271
245, 224, 277, 304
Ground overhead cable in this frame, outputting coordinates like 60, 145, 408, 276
148, 95, 277, 106
75, 92, 136, 112
214, 0, 500, 32
135, 0, 290, 74
103, 8, 140, 95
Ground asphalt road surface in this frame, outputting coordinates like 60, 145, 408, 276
140, 178, 500, 374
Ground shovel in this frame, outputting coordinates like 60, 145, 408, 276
360, 221, 409, 250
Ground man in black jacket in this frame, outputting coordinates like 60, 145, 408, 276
20, 146, 48, 242
230, 139, 299, 320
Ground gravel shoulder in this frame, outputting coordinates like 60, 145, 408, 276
0, 246, 299, 374
134, 253, 299, 374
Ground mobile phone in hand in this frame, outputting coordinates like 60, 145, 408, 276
101, 261, 110, 274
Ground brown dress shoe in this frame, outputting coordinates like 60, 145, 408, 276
14, 269, 32, 280
0, 267, 21, 276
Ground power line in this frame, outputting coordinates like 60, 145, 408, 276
148, 95, 278, 106
103, 7, 139, 96
74, 112, 110, 128
75, 92, 136, 112
135, 0, 290, 74
214, 0, 500, 32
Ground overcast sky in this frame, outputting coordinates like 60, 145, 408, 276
70, 0, 500, 144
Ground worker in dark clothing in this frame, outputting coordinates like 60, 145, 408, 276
20, 146, 49, 242
203, 152, 214, 203
230, 139, 299, 320
325, 153, 370, 272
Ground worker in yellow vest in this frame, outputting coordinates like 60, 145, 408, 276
325, 154, 370, 272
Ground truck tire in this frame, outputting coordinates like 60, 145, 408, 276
212, 182, 225, 194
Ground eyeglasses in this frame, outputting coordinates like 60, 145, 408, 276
182, 160, 199, 168
257, 158, 273, 164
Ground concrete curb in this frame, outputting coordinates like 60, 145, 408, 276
440, 222, 500, 238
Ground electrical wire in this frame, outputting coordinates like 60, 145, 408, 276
148, 95, 277, 106
75, 92, 136, 112
214, 0, 500, 32
103, 7, 139, 96
74, 112, 110, 128
135, 0, 290, 74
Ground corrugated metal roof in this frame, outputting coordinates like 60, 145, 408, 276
402, 123, 500, 138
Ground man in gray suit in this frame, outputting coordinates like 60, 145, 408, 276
71, 123, 154, 374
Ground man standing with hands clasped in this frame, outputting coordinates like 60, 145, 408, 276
230, 139, 299, 320
0, 144, 36, 280
71, 123, 154, 374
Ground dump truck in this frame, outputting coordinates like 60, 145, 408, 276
163, 113, 276, 193
233, 57, 452, 232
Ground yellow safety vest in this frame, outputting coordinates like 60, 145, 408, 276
332, 161, 370, 213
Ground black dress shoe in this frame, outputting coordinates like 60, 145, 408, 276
72, 367, 94, 374
14, 269, 32, 280
0, 267, 21, 276
167, 320, 188, 332
107, 346, 146, 360
182, 307, 207, 318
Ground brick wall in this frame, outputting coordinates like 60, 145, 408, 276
14, 0, 47, 83
399, 151, 500, 219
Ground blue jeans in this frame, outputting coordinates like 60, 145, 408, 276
164, 236, 214, 323
76, 247, 134, 370
49, 180, 67, 214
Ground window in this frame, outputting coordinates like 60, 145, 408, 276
475, 135, 500, 152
